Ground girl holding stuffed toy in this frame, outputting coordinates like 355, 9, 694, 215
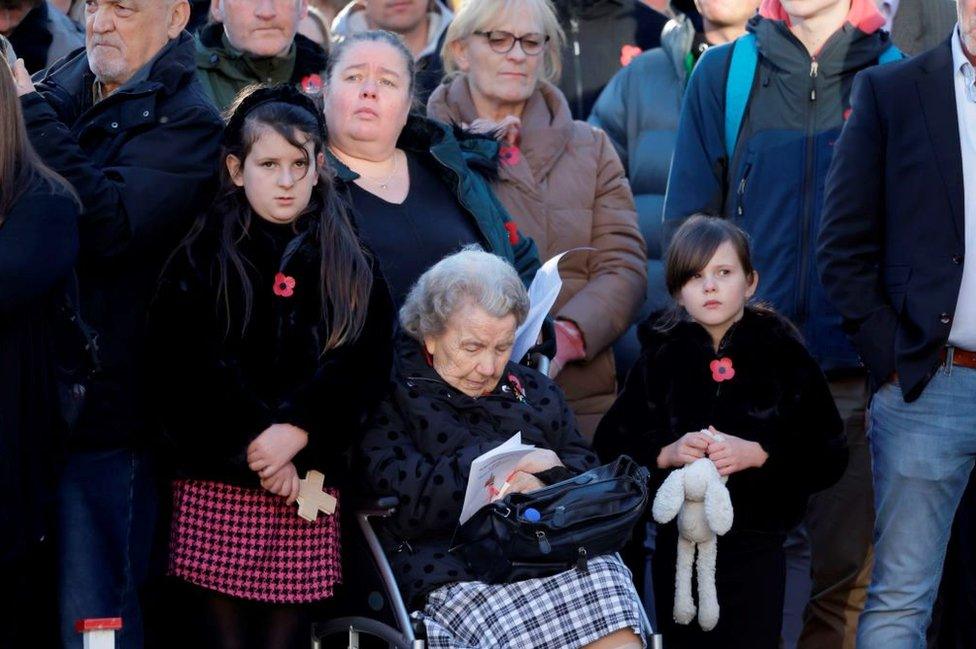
147, 85, 394, 649
594, 214, 847, 648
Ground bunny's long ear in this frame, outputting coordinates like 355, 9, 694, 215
704, 479, 734, 535
652, 467, 685, 524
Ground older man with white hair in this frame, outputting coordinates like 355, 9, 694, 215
13, 1, 222, 646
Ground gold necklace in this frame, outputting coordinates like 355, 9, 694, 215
335, 148, 401, 190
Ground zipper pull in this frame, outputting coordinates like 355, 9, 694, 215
810, 60, 819, 101
577, 547, 589, 571
536, 530, 552, 555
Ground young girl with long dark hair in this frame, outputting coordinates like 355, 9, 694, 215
147, 84, 394, 649
594, 215, 848, 649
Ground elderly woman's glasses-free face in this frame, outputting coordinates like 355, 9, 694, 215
473, 30, 549, 56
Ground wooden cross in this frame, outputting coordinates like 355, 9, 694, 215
296, 470, 337, 522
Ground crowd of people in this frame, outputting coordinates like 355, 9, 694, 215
0, 0, 971, 648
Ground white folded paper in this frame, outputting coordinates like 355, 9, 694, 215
459, 433, 537, 524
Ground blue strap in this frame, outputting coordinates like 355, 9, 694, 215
725, 33, 758, 159
878, 43, 904, 64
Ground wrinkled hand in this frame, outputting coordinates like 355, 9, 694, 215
705, 426, 768, 476
12, 59, 35, 97
492, 470, 545, 501
657, 430, 712, 469
247, 423, 308, 479
513, 448, 563, 474
260, 462, 301, 504
463, 115, 521, 146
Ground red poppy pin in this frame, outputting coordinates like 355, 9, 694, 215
507, 373, 527, 403
499, 145, 521, 166
620, 44, 643, 67
273, 272, 296, 298
504, 222, 520, 245
301, 73, 323, 95
710, 357, 735, 383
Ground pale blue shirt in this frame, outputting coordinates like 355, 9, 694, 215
949, 27, 976, 349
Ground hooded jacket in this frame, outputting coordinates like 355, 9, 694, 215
663, 0, 896, 373
428, 77, 646, 440
330, 0, 453, 105
195, 23, 328, 112
594, 307, 847, 535
359, 337, 599, 605
20, 33, 224, 450
327, 115, 541, 292
554, 0, 669, 120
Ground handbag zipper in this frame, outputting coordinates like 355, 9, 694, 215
536, 530, 552, 554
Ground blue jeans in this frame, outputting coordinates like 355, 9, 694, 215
58, 449, 156, 649
858, 366, 976, 648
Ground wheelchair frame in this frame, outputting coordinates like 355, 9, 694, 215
311, 495, 663, 649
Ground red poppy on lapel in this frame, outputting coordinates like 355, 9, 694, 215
273, 272, 296, 298
710, 357, 735, 382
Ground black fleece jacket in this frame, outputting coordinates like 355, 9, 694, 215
147, 213, 395, 487
594, 307, 847, 534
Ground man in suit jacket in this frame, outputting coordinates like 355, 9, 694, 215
818, 2, 976, 644
883, 0, 957, 56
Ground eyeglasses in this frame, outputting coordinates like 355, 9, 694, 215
473, 31, 550, 56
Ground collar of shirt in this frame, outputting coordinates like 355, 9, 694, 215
953, 26, 976, 104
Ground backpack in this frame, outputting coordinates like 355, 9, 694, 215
723, 32, 904, 158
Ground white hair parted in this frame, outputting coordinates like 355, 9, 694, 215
399, 246, 530, 342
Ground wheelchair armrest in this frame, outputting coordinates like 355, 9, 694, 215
356, 495, 399, 518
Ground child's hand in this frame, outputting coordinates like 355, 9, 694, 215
513, 449, 563, 474
657, 431, 713, 468
706, 427, 768, 476
247, 423, 308, 479
260, 462, 301, 504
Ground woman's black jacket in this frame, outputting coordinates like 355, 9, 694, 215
0, 179, 79, 564
359, 337, 600, 605
147, 213, 395, 487
594, 307, 848, 534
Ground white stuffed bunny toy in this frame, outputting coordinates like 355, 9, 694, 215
652, 440, 734, 631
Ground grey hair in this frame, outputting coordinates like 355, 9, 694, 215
400, 247, 530, 342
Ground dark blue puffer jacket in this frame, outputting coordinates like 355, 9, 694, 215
663, 9, 895, 372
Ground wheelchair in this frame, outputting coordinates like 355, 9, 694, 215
310, 496, 664, 649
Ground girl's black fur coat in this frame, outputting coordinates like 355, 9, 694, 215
594, 307, 847, 533
147, 214, 395, 486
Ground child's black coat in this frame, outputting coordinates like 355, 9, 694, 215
594, 307, 847, 533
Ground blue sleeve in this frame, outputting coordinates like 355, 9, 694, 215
662, 45, 731, 245
588, 65, 631, 169
0, 191, 79, 313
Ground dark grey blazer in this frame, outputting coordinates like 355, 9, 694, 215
891, 0, 957, 55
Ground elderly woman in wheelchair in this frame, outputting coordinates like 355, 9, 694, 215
358, 249, 647, 649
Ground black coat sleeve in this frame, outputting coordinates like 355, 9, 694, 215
147, 254, 275, 478
0, 191, 79, 313
19, 91, 222, 260
593, 349, 673, 474
282, 269, 396, 472
817, 71, 896, 385
360, 396, 503, 539
754, 341, 848, 497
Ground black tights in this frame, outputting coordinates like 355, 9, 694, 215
174, 581, 324, 649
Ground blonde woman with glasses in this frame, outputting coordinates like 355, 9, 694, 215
428, 0, 647, 442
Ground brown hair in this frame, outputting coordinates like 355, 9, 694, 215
0, 54, 77, 224
665, 214, 755, 297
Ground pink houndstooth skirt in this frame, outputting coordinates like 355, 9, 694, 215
168, 479, 341, 603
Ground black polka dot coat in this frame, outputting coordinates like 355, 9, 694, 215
359, 338, 600, 606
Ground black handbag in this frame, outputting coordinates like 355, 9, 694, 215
450, 455, 649, 584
